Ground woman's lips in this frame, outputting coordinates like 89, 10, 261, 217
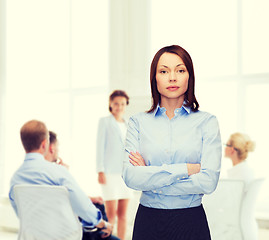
167, 86, 179, 91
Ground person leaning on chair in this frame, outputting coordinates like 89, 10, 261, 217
9, 120, 113, 240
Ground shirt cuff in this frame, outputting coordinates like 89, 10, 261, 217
164, 163, 189, 180
81, 210, 102, 228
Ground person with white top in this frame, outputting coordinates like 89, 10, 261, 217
122, 45, 222, 240
96, 90, 132, 240
224, 132, 256, 185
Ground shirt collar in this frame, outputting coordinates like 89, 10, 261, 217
153, 102, 191, 117
24, 152, 46, 161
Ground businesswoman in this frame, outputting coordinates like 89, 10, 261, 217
96, 90, 132, 240
122, 45, 222, 240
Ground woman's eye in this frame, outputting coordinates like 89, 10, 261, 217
178, 69, 185, 73
160, 70, 167, 74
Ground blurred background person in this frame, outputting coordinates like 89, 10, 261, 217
96, 90, 132, 240
46, 130, 119, 240
9, 120, 113, 239
45, 131, 69, 169
224, 132, 256, 185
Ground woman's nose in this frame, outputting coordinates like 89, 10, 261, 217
169, 72, 176, 82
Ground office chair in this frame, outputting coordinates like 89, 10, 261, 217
13, 184, 82, 240
203, 179, 245, 240
241, 178, 264, 240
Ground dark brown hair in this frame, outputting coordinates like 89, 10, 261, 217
20, 120, 48, 152
109, 90, 129, 112
148, 45, 199, 113
49, 131, 57, 145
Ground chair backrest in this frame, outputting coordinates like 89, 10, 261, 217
203, 179, 245, 240
241, 178, 265, 240
13, 184, 82, 240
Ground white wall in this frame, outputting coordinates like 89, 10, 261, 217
0, 197, 19, 231
0, 0, 6, 196
109, 0, 152, 116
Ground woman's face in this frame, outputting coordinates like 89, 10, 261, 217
156, 52, 189, 102
110, 96, 127, 116
224, 141, 233, 158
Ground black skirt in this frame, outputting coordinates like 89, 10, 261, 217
132, 204, 211, 240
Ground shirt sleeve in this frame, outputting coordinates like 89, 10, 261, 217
122, 115, 189, 191
9, 189, 18, 216
58, 167, 102, 227
150, 115, 222, 195
9, 165, 103, 227
96, 117, 106, 173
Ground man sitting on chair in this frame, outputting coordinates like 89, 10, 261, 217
45, 130, 120, 240
9, 120, 113, 239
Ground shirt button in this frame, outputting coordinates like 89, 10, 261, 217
153, 190, 157, 193
159, 191, 162, 193
177, 177, 180, 181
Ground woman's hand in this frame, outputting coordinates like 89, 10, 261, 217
98, 172, 106, 184
187, 163, 201, 176
129, 151, 146, 166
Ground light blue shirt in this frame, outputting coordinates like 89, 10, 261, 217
96, 115, 127, 174
122, 105, 222, 209
9, 153, 102, 227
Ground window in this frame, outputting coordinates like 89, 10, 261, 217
242, 0, 269, 74
150, 0, 238, 79
2, 0, 109, 195
245, 84, 269, 214
150, 0, 269, 216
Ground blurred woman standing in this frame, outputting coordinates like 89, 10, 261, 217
96, 90, 132, 240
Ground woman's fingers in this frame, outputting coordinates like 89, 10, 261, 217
129, 154, 140, 165
129, 152, 146, 166
98, 172, 106, 184
129, 158, 139, 166
136, 151, 143, 158
187, 163, 201, 176
130, 152, 143, 161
